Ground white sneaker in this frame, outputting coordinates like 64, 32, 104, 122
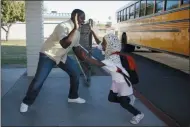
129, 95, 136, 106
130, 113, 144, 124
68, 97, 86, 104
20, 103, 29, 113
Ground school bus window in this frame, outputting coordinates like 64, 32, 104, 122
140, 0, 146, 17
119, 11, 122, 22
117, 12, 119, 22
135, 2, 140, 18
155, 0, 164, 13
146, 0, 154, 15
121, 10, 124, 21
123, 10, 125, 21
117, 13, 118, 22
166, 1, 179, 10
123, 9, 125, 21
123, 9, 126, 20
125, 8, 128, 20
127, 8, 130, 19
182, 0, 190, 4
129, 5, 135, 19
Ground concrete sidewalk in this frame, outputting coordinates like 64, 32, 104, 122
1, 68, 26, 97
1, 68, 166, 126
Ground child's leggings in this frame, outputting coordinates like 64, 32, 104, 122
108, 90, 141, 116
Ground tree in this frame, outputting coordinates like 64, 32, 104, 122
1, 0, 25, 41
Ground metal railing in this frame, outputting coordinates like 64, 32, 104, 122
75, 19, 93, 87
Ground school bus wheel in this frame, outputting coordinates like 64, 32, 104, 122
121, 33, 127, 44
127, 44, 135, 52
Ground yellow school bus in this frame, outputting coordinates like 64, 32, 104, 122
116, 0, 189, 57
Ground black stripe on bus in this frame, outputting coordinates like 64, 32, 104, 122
129, 43, 189, 58
128, 19, 190, 27
126, 29, 180, 32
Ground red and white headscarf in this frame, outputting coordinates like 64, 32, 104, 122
101, 33, 130, 81
103, 33, 121, 65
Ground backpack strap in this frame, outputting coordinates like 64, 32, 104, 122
111, 51, 137, 71
111, 51, 129, 59
111, 51, 121, 55
116, 66, 131, 87
111, 51, 130, 72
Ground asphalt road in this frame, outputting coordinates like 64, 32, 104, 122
129, 52, 190, 127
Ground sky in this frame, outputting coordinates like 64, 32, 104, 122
44, 1, 131, 24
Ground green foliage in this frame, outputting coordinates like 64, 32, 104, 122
1, 0, 25, 41
1, 0, 25, 25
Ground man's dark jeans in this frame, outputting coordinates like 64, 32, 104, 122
23, 53, 80, 105
23, 47, 104, 106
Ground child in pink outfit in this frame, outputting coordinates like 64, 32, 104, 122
91, 30, 144, 124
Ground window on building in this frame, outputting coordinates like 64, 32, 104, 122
129, 5, 135, 19
182, 0, 190, 4
166, 1, 179, 10
146, 0, 154, 15
135, 2, 140, 18
140, 0, 146, 17
155, 0, 164, 13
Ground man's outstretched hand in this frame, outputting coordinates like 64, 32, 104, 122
74, 13, 79, 30
59, 13, 78, 49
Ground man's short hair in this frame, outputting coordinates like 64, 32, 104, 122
71, 9, 85, 17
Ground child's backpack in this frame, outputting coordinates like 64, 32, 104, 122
112, 51, 139, 85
